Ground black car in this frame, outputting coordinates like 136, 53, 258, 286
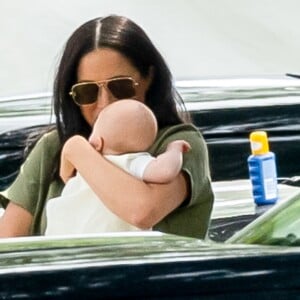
1, 76, 300, 299
1, 75, 300, 191
179, 74, 300, 181
0, 232, 300, 299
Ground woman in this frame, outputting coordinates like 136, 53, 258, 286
0, 15, 214, 238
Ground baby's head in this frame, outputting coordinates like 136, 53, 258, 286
89, 99, 158, 154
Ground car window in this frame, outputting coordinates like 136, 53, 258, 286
228, 192, 300, 246
267, 198, 300, 245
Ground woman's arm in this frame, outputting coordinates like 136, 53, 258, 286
0, 202, 32, 237
62, 135, 189, 229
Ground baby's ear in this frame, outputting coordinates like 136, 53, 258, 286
95, 137, 104, 152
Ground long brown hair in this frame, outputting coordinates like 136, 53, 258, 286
53, 15, 188, 145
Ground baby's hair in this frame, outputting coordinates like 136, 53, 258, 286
91, 99, 158, 154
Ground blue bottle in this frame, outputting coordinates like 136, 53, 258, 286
247, 131, 278, 205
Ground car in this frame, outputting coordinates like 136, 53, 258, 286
1, 75, 300, 191
0, 92, 52, 190
179, 74, 300, 181
208, 178, 300, 242
227, 185, 300, 246
1, 76, 300, 298
1, 75, 300, 241
0, 231, 300, 299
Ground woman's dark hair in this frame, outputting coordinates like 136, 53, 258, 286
54, 14, 188, 145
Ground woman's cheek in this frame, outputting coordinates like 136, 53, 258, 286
80, 106, 97, 126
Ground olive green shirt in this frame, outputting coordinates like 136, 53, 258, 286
0, 124, 214, 238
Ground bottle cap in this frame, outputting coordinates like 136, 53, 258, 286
249, 131, 269, 155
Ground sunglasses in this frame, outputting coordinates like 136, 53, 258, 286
69, 77, 139, 106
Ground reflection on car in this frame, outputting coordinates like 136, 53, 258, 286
227, 189, 300, 246
1, 232, 300, 299
0, 92, 53, 190
180, 75, 300, 181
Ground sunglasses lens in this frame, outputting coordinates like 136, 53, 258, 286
107, 78, 136, 99
73, 83, 98, 105
71, 78, 137, 105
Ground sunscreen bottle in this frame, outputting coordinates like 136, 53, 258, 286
247, 131, 278, 205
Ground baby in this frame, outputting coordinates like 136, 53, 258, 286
45, 99, 190, 235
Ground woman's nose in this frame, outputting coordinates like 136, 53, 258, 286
96, 86, 113, 108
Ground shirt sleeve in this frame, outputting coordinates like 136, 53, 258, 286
150, 124, 214, 238
128, 153, 155, 179
149, 124, 213, 207
0, 131, 60, 215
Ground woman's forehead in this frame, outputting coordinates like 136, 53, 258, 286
77, 48, 138, 81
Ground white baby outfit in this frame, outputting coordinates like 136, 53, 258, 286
45, 152, 154, 235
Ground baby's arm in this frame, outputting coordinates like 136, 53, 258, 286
142, 140, 191, 184
60, 151, 76, 183
60, 135, 103, 183
59, 137, 83, 183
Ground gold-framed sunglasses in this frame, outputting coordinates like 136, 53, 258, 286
69, 77, 139, 106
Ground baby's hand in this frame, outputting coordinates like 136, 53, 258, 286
166, 140, 191, 153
